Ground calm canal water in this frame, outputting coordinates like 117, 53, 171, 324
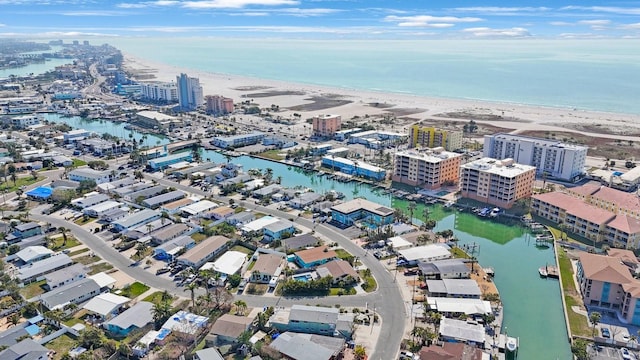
51, 116, 571, 358
0, 58, 73, 79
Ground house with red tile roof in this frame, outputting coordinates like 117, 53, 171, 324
577, 252, 640, 325
294, 246, 337, 269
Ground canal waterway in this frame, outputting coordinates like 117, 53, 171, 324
50, 115, 571, 358
0, 58, 73, 79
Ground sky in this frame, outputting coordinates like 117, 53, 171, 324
1, 0, 640, 39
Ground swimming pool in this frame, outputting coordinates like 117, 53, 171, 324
292, 273, 314, 282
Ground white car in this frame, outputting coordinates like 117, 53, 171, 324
623, 334, 631, 342
620, 347, 632, 360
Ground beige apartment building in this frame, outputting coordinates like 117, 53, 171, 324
392, 148, 462, 190
459, 158, 536, 209
312, 114, 341, 138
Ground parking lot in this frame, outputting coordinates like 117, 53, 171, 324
590, 344, 639, 360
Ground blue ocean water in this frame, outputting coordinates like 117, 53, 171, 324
109, 38, 640, 115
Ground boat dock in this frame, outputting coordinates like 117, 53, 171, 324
539, 265, 559, 279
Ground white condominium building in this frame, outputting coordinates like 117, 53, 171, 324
483, 133, 587, 182
460, 157, 536, 209
140, 82, 178, 102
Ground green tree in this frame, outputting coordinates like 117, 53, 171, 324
184, 282, 199, 308
234, 300, 247, 315
407, 201, 417, 225
152, 299, 173, 329
78, 327, 104, 350
571, 339, 589, 360
589, 311, 601, 336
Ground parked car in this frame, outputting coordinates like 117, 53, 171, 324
156, 267, 170, 275
620, 347, 632, 360
601, 327, 611, 338
238, 279, 247, 292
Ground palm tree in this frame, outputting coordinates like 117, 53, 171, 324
118, 343, 132, 359
152, 299, 172, 327
234, 300, 247, 315
589, 311, 601, 337
264, 168, 274, 184
408, 201, 417, 225
58, 227, 68, 246
10, 173, 16, 186
354, 345, 367, 360
185, 282, 198, 308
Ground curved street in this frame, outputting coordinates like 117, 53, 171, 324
28, 171, 406, 360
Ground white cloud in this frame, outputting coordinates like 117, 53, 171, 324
182, 0, 299, 9
561, 6, 640, 16
276, 8, 341, 16
384, 15, 482, 28
578, 19, 610, 26
61, 10, 129, 16
620, 23, 640, 30
549, 21, 572, 26
462, 27, 531, 37
117, 1, 179, 8
452, 6, 549, 14
0, 31, 120, 38
228, 11, 269, 16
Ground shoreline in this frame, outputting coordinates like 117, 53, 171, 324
122, 52, 640, 140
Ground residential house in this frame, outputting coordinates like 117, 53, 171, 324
194, 348, 224, 360
39, 277, 103, 310
9, 222, 42, 242
208, 314, 255, 344
201, 251, 247, 279
425, 279, 482, 299
0, 338, 49, 360
226, 211, 255, 227
177, 235, 229, 269
207, 206, 235, 220
161, 197, 195, 215
71, 193, 110, 209
418, 259, 471, 280
83, 293, 130, 321
151, 223, 191, 245
104, 301, 154, 336
270, 305, 354, 339
161, 310, 208, 336
263, 220, 296, 242
112, 209, 161, 232
13, 246, 53, 265
142, 190, 186, 209
17, 253, 73, 284
268, 332, 345, 360
398, 244, 452, 266
250, 253, 285, 284
154, 236, 196, 261
83, 201, 122, 217
283, 234, 321, 252
43, 263, 87, 291
438, 318, 485, 348
418, 343, 483, 360
294, 246, 338, 269
181, 200, 218, 217
289, 192, 323, 209
426, 298, 492, 319
252, 184, 282, 199
316, 260, 359, 285
330, 198, 394, 229
68, 168, 112, 184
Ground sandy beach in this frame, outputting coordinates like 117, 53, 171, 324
123, 53, 640, 144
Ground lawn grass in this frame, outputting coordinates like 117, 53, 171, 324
258, 149, 285, 161
247, 260, 256, 271
68, 248, 89, 257
72, 159, 87, 167
73, 216, 95, 225
558, 247, 591, 337
143, 291, 173, 305
329, 288, 356, 296
20, 280, 46, 299
358, 270, 377, 293
334, 249, 353, 260
75, 254, 101, 265
191, 232, 207, 242
120, 281, 150, 298
0, 176, 45, 192
451, 247, 471, 259
49, 236, 81, 251
88, 262, 114, 275
230, 245, 253, 255
46, 333, 77, 360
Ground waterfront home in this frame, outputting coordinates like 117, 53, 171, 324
321, 155, 386, 181
112, 209, 161, 232
269, 332, 345, 360
82, 293, 130, 321
43, 263, 87, 291
316, 259, 359, 285
438, 318, 485, 347
252, 184, 282, 199
418, 259, 471, 280
219, 174, 252, 186
68, 168, 112, 184
576, 251, 640, 325
151, 223, 191, 245
177, 235, 229, 269
226, 211, 255, 227
154, 235, 196, 261
425, 297, 492, 319
104, 301, 154, 336
71, 193, 110, 209
148, 152, 193, 171
425, 279, 482, 299
12, 245, 52, 265
250, 253, 285, 284
398, 244, 452, 265
294, 246, 338, 269
160, 197, 196, 215
17, 253, 72, 285
0, 338, 49, 360
263, 220, 296, 242
270, 305, 354, 339
211, 131, 266, 149
289, 192, 323, 209
142, 190, 186, 209
208, 314, 255, 344
418, 343, 483, 360
334, 128, 361, 141
330, 198, 394, 229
